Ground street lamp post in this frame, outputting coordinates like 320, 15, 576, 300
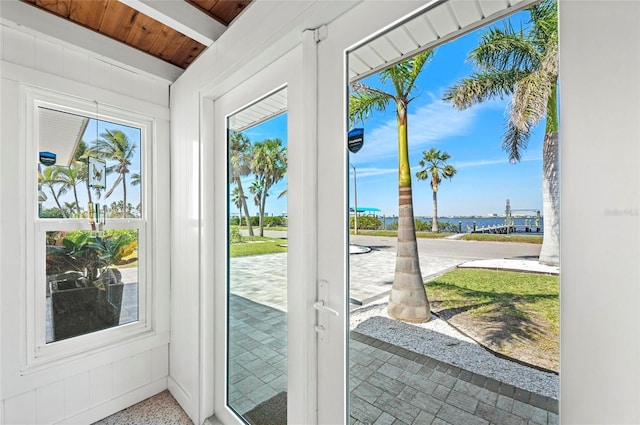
351, 163, 358, 235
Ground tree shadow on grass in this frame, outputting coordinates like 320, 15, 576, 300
427, 281, 558, 364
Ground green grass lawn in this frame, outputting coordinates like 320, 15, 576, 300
426, 268, 559, 371
459, 233, 543, 244
230, 236, 288, 257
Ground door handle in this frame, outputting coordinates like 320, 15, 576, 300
314, 300, 339, 317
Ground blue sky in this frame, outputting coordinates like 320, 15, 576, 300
237, 9, 546, 218
350, 10, 545, 217
40, 118, 142, 214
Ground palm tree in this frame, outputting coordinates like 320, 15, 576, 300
229, 132, 255, 236
230, 186, 246, 226
131, 172, 141, 187
93, 129, 137, 218
73, 140, 96, 206
39, 166, 68, 218
56, 162, 84, 216
251, 138, 287, 237
415, 148, 457, 232
443, 0, 558, 265
349, 50, 435, 323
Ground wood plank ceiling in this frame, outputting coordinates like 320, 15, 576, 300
19, 0, 252, 70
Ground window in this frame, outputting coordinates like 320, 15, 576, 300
25, 88, 154, 366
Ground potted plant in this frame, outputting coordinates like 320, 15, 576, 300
46, 231, 137, 341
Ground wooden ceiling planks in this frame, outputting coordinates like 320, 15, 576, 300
19, 0, 249, 70
186, 0, 251, 26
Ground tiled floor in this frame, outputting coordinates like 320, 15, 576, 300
92, 390, 192, 425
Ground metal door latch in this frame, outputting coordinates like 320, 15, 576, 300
313, 300, 339, 316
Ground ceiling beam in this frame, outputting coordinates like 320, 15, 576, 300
0, 0, 183, 82
119, 0, 226, 46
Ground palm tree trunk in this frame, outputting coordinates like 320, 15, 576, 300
388, 184, 431, 322
236, 178, 254, 237
259, 190, 266, 237
387, 101, 430, 323
538, 131, 559, 266
73, 185, 81, 216
122, 173, 127, 218
49, 187, 67, 218
432, 184, 439, 233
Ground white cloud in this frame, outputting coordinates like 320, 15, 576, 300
353, 93, 501, 165
351, 166, 397, 178
453, 155, 542, 169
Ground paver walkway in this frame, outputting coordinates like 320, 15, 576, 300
225, 293, 558, 424
350, 332, 558, 425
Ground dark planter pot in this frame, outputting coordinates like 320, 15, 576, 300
49, 272, 124, 342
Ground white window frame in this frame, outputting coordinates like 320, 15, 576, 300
23, 86, 155, 371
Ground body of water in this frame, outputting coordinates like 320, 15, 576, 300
379, 216, 544, 234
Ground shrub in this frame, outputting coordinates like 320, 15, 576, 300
414, 219, 430, 232
350, 216, 382, 230
230, 227, 243, 243
248, 215, 288, 227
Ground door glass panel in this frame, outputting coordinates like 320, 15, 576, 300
347, 4, 560, 425
227, 88, 289, 422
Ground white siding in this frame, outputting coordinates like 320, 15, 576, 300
558, 0, 640, 423
1, 22, 172, 425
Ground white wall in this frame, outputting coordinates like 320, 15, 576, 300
559, 1, 640, 423
0, 23, 172, 425
168, 2, 361, 422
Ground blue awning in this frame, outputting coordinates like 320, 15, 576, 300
349, 207, 381, 213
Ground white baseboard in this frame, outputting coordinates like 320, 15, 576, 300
168, 376, 196, 423
204, 415, 224, 425
58, 377, 167, 424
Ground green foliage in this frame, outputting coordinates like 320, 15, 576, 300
40, 207, 65, 218
230, 227, 243, 243
460, 234, 543, 244
46, 230, 138, 287
414, 219, 429, 232
248, 215, 287, 227
350, 216, 382, 230
385, 219, 456, 233
351, 229, 451, 239
419, 220, 459, 233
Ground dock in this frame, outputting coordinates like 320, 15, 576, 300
470, 223, 541, 234
470, 199, 541, 234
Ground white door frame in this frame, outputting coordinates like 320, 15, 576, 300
206, 44, 328, 424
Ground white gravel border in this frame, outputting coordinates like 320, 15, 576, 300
350, 303, 559, 399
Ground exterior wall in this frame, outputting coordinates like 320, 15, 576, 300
0, 23, 171, 425
558, 1, 640, 423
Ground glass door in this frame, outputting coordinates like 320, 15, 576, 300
211, 45, 336, 424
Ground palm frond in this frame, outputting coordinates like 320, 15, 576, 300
509, 68, 554, 131
349, 83, 393, 125
502, 121, 530, 163
443, 69, 525, 110
471, 24, 540, 72
382, 50, 435, 98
